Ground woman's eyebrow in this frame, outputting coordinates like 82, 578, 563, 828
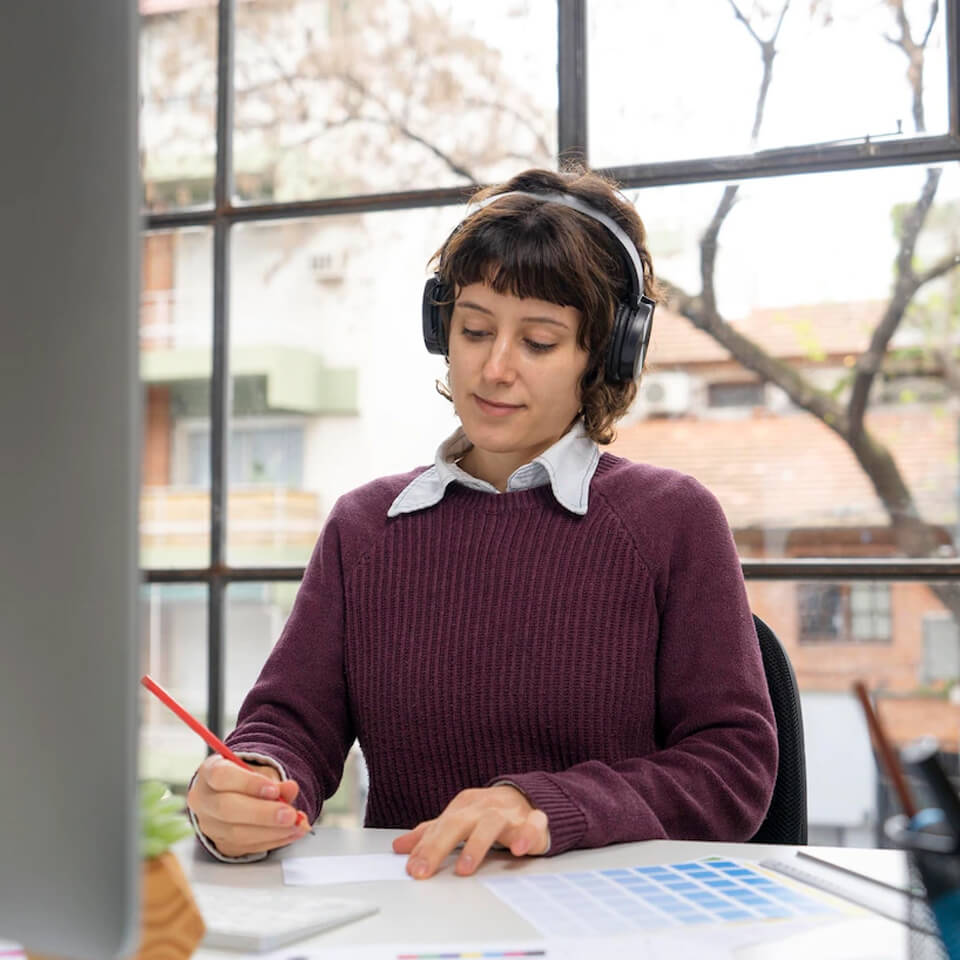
456, 300, 569, 330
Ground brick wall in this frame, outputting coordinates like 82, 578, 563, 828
143, 385, 172, 486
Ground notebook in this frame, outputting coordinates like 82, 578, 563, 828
191, 883, 378, 952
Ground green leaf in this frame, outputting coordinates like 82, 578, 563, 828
139, 779, 193, 859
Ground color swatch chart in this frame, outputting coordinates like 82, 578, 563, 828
482, 858, 842, 938
395, 952, 545, 958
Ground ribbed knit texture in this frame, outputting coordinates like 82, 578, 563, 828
226, 453, 778, 855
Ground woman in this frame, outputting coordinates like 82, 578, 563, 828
187, 166, 778, 878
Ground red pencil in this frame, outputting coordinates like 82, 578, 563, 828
140, 673, 312, 832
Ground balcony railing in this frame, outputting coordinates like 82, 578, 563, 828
140, 485, 323, 562
140, 289, 324, 352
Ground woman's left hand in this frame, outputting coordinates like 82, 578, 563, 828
392, 784, 550, 879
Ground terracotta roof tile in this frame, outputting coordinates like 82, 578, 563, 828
609, 409, 955, 531
648, 301, 887, 367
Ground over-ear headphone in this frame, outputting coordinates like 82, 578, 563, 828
422, 190, 656, 384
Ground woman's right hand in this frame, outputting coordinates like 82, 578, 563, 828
187, 755, 309, 858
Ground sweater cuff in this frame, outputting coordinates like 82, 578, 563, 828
487, 771, 587, 856
187, 751, 287, 864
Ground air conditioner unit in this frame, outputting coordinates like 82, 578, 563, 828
310, 251, 345, 285
638, 372, 693, 417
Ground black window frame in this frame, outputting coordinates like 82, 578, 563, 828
143, 0, 960, 740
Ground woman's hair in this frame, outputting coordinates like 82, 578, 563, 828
429, 164, 658, 445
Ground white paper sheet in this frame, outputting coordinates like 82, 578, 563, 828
282, 853, 415, 886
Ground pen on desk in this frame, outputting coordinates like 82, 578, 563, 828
852, 680, 918, 819
140, 674, 314, 834
796, 849, 926, 899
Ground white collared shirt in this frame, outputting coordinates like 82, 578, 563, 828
387, 419, 600, 518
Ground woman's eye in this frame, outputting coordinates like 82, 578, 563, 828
460, 327, 555, 353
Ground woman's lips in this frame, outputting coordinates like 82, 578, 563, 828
474, 395, 523, 417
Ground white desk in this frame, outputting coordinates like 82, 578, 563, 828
177, 828, 921, 959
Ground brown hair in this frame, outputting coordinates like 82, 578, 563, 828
429, 164, 658, 444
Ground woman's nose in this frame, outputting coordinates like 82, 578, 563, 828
481, 336, 517, 381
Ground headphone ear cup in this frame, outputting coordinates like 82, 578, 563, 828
605, 301, 632, 384
422, 275, 449, 355
606, 298, 655, 383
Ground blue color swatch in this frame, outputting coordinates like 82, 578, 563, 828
482, 858, 841, 939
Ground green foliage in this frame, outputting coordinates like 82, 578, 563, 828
828, 371, 854, 399
140, 780, 193, 860
774, 312, 827, 363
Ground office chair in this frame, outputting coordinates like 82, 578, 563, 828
749, 613, 808, 845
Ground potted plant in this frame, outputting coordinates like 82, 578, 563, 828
133, 780, 206, 959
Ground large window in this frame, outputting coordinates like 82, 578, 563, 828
139, 0, 960, 837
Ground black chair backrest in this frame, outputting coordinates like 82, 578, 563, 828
749, 614, 808, 845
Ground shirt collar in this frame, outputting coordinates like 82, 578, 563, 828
387, 420, 599, 518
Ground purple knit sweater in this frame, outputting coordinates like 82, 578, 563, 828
226, 453, 778, 855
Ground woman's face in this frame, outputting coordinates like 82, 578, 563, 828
447, 281, 590, 463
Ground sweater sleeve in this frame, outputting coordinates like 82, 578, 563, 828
187, 751, 288, 863
490, 477, 778, 855
222, 503, 356, 825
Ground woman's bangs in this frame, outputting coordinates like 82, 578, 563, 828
447, 222, 582, 309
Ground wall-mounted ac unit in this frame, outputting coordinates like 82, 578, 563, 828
638, 372, 693, 416
310, 251, 345, 285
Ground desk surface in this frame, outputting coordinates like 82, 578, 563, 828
177, 828, 919, 959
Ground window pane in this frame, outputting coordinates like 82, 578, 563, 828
139, 583, 208, 788
140, 1, 218, 212
225, 582, 367, 826
797, 584, 845, 642
589, 0, 950, 168
850, 584, 892, 642
226, 206, 463, 566
747, 580, 959, 845
140, 228, 214, 568
610, 163, 960, 560
850, 583, 872, 614
233, 0, 557, 203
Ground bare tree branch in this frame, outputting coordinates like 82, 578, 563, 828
461, 96, 553, 159
728, 0, 792, 143
663, 279, 850, 431
700, 185, 739, 313
847, 156, 943, 437
922, 0, 940, 48
897, 168, 941, 274
275, 110, 479, 183
696, 2, 789, 311
772, 2, 791, 41
372, 118, 478, 182
339, 72, 478, 182
727, 0, 763, 45
916, 251, 960, 287
885, 0, 928, 132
